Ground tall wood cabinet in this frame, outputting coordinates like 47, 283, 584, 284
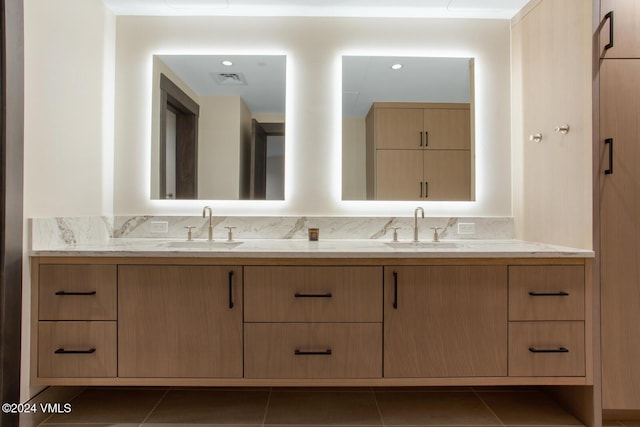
365, 103, 472, 201
599, 0, 640, 410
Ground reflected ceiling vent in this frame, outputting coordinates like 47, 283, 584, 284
211, 72, 248, 85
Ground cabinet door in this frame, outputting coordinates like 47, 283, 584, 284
384, 266, 507, 378
600, 60, 640, 409
600, 0, 640, 58
422, 108, 470, 150
423, 150, 471, 201
374, 108, 423, 149
118, 265, 243, 378
375, 150, 423, 200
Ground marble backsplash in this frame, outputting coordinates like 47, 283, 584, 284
30, 215, 514, 250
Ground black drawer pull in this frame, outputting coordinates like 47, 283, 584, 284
528, 291, 569, 297
228, 270, 235, 309
55, 348, 96, 354
605, 138, 613, 175
604, 11, 614, 50
294, 349, 332, 356
393, 271, 398, 309
294, 292, 332, 298
528, 347, 569, 353
55, 291, 97, 296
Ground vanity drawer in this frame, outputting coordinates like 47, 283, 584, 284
244, 323, 382, 378
39, 264, 117, 320
508, 266, 584, 321
38, 321, 117, 378
244, 266, 382, 322
508, 321, 585, 377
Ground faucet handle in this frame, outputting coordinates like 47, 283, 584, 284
224, 226, 236, 242
184, 226, 196, 241
391, 226, 401, 242
430, 226, 441, 243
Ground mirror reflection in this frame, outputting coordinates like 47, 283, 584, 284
151, 54, 286, 200
342, 56, 475, 201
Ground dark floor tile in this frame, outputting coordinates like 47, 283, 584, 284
619, 422, 640, 426
145, 389, 269, 424
375, 391, 501, 426
602, 421, 624, 426
43, 424, 140, 427
265, 391, 382, 425
479, 391, 583, 426
43, 389, 166, 424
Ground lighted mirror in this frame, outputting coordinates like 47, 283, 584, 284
342, 56, 475, 201
151, 54, 286, 200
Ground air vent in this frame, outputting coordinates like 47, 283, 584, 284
211, 72, 247, 86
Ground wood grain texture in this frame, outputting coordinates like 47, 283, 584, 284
600, 59, 640, 410
383, 266, 508, 378
423, 150, 471, 201
244, 266, 382, 322
38, 321, 117, 378
508, 265, 585, 321
244, 323, 381, 379
118, 265, 243, 378
375, 149, 423, 200
39, 264, 117, 320
374, 107, 424, 150
422, 108, 470, 150
508, 321, 585, 377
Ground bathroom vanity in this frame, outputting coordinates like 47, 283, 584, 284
30, 239, 594, 388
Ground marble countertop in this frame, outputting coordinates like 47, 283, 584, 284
30, 238, 594, 258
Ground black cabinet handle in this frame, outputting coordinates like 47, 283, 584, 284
393, 271, 398, 309
295, 349, 332, 356
528, 291, 569, 297
604, 11, 614, 50
228, 270, 234, 309
425, 131, 429, 147
420, 131, 423, 147
295, 292, 332, 298
55, 348, 96, 354
529, 347, 569, 353
425, 181, 429, 198
420, 182, 423, 198
605, 138, 613, 175
55, 291, 97, 296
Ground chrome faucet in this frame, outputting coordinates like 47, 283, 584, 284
413, 207, 425, 242
202, 206, 214, 241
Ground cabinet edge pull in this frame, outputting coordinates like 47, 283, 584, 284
604, 11, 614, 50
55, 291, 97, 296
393, 271, 398, 309
294, 348, 332, 356
420, 182, 423, 198
528, 291, 569, 297
605, 138, 613, 175
294, 292, 332, 298
228, 270, 235, 309
425, 131, 429, 147
55, 348, 96, 354
420, 131, 423, 147
528, 347, 569, 353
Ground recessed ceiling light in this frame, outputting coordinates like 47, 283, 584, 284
391, 63, 403, 70
221, 60, 233, 66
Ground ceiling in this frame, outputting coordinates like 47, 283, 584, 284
102, 0, 530, 19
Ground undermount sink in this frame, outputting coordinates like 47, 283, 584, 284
385, 241, 461, 249
163, 240, 243, 249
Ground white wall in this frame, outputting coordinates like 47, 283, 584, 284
23, 0, 116, 400
342, 116, 366, 200
115, 16, 512, 216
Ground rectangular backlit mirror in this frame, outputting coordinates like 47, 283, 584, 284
342, 56, 475, 201
151, 54, 286, 200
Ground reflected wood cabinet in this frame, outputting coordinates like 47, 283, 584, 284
31, 257, 591, 387
365, 102, 472, 201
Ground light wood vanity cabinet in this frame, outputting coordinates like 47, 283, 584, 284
36, 264, 117, 378
365, 102, 472, 201
31, 258, 591, 387
244, 266, 383, 379
383, 266, 508, 378
118, 265, 243, 378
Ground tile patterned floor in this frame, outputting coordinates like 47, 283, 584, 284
31, 386, 595, 427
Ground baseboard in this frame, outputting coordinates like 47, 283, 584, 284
19, 386, 85, 427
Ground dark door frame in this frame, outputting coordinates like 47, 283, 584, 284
1, 0, 24, 426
